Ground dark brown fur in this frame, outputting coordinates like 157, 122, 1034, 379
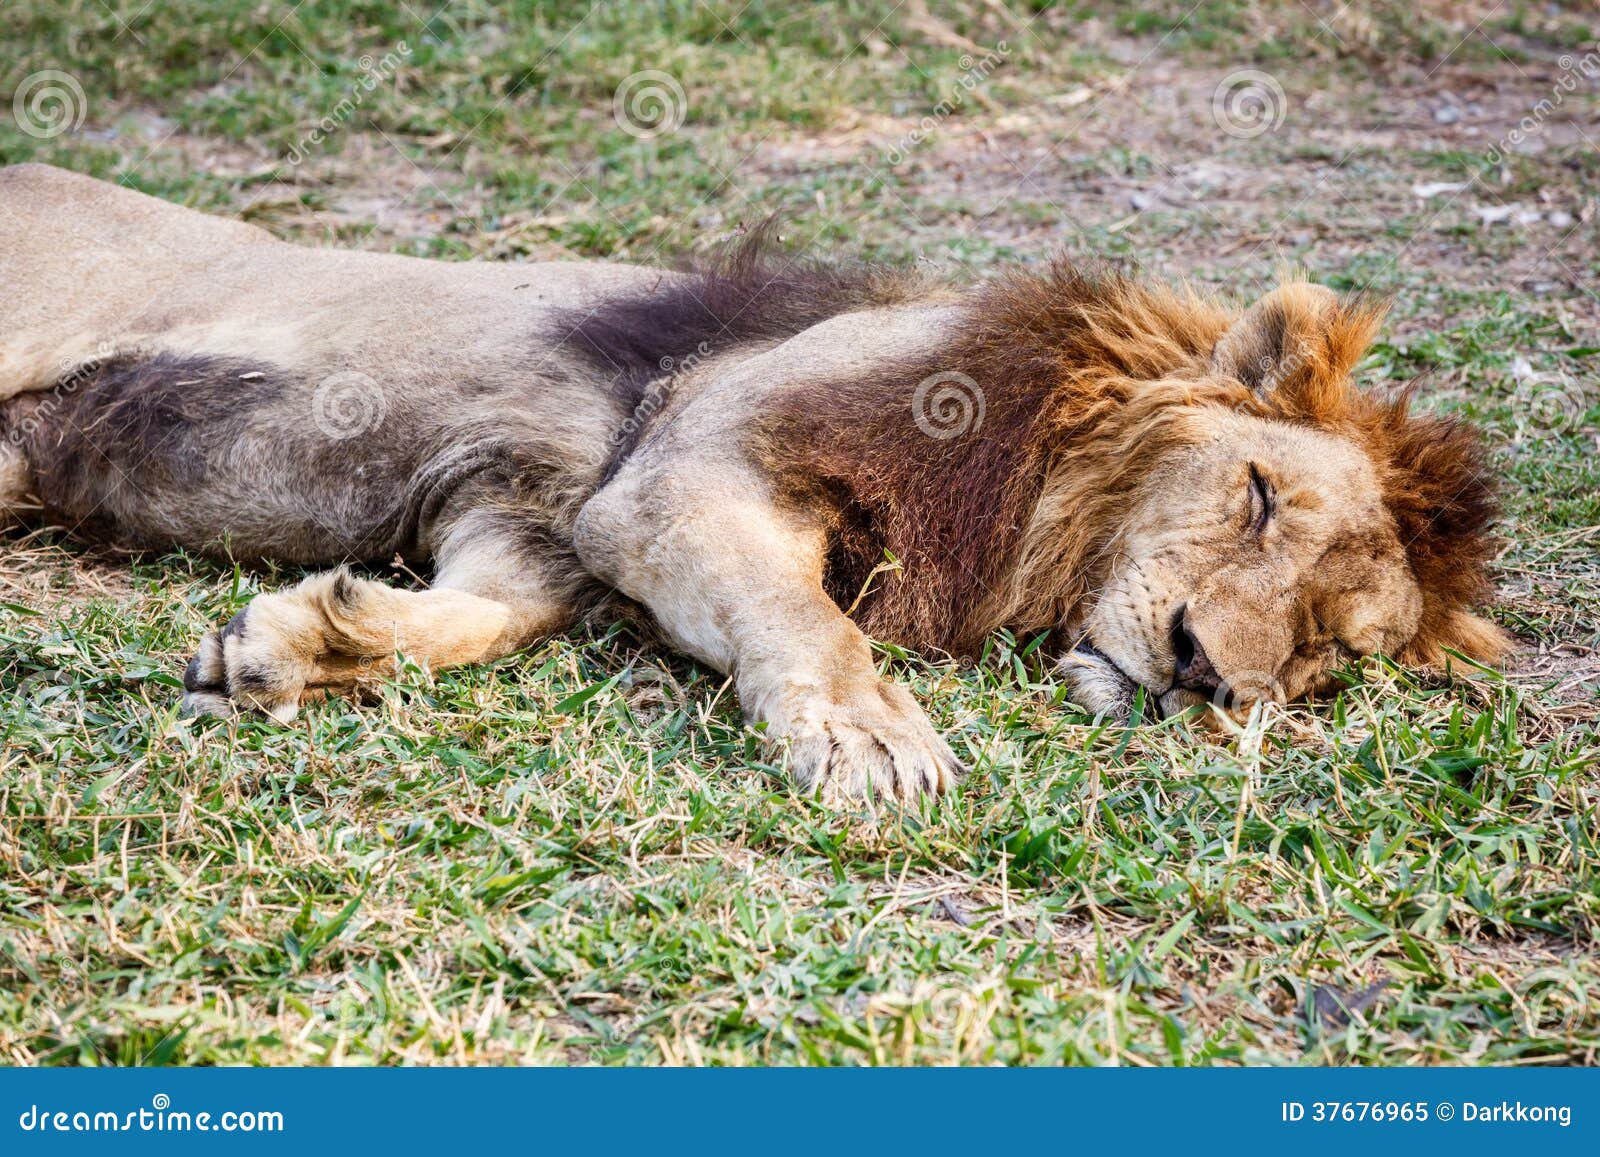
4, 352, 292, 547
553, 219, 926, 477
2, 350, 604, 578
756, 258, 1220, 654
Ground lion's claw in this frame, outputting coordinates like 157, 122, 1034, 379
766, 679, 963, 805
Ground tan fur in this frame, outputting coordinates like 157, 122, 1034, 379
0, 166, 1507, 803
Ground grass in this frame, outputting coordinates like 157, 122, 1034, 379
1, 0, 1598, 1065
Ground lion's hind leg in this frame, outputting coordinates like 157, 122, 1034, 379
181, 514, 581, 719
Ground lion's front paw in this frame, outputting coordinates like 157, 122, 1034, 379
765, 680, 964, 805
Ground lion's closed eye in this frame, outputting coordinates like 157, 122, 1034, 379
1247, 463, 1276, 536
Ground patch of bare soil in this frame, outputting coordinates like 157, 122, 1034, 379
757, 55, 1597, 317
113, 111, 473, 246
1507, 643, 1600, 733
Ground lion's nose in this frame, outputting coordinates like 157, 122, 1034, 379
1170, 605, 1222, 696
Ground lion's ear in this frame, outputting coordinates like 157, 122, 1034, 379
1402, 610, 1514, 668
1211, 282, 1370, 396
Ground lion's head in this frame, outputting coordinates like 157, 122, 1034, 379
1044, 280, 1508, 720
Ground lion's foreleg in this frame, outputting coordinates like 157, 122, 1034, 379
574, 463, 963, 804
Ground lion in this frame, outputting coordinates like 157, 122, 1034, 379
0, 164, 1508, 802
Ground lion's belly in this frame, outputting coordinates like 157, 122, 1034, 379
0, 166, 667, 563
2, 346, 614, 566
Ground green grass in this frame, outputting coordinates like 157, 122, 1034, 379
2, 0, 1597, 1065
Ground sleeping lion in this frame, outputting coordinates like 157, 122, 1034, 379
0, 164, 1507, 802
